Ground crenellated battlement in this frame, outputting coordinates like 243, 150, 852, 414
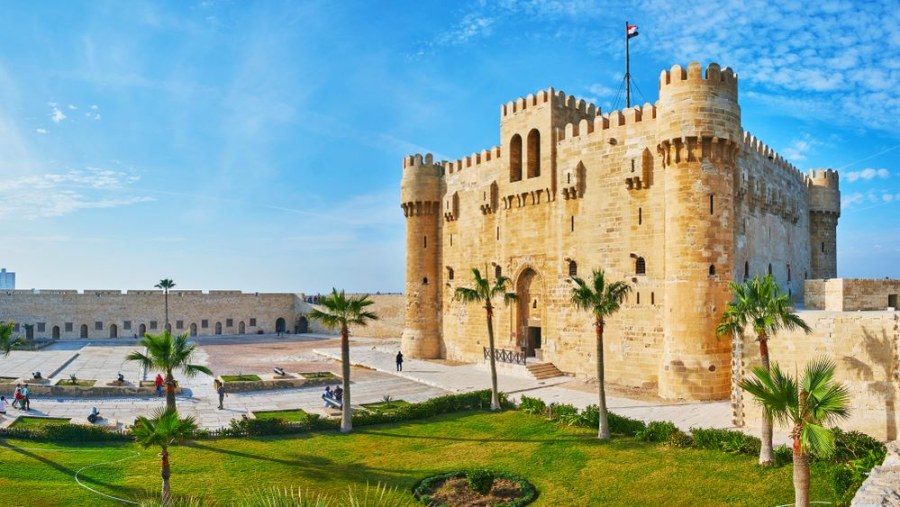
658, 62, 737, 94
501, 86, 600, 119
741, 132, 803, 177
443, 146, 502, 174
805, 168, 840, 190
556, 103, 657, 142
402, 153, 437, 169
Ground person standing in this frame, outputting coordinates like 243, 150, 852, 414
154, 373, 164, 397
396, 351, 404, 372
21, 383, 30, 411
216, 381, 226, 410
12, 384, 22, 409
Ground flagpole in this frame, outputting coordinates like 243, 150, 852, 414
625, 21, 631, 108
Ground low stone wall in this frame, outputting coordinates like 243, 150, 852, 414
737, 311, 900, 441
805, 279, 900, 311
220, 374, 340, 394
25, 380, 183, 398
300, 294, 404, 339
851, 440, 900, 506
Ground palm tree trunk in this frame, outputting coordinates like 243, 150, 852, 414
596, 319, 610, 439
758, 335, 774, 466
792, 438, 810, 507
485, 305, 500, 411
340, 324, 352, 433
161, 449, 171, 507
166, 371, 176, 412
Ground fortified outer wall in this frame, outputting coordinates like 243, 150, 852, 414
301, 294, 405, 338
738, 311, 900, 441
0, 290, 297, 338
805, 279, 900, 311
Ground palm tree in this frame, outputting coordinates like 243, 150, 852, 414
155, 279, 176, 329
132, 408, 198, 507
740, 358, 850, 507
570, 269, 631, 439
308, 289, 378, 433
455, 268, 517, 411
0, 321, 23, 357
126, 331, 212, 411
717, 274, 811, 465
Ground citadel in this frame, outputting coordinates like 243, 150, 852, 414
400, 62, 900, 439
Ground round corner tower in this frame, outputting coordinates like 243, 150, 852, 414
656, 62, 741, 400
806, 169, 840, 279
400, 153, 443, 359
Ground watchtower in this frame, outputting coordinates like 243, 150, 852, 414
806, 169, 840, 279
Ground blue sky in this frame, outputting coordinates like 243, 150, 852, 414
1, 0, 898, 293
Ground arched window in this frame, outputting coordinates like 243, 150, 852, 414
527, 129, 541, 178
494, 265, 502, 280
568, 260, 577, 276
744, 261, 749, 281
447, 267, 454, 280
509, 134, 522, 182
709, 264, 716, 276
422, 277, 428, 285
635, 257, 646, 275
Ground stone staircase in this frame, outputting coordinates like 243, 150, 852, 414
525, 362, 564, 380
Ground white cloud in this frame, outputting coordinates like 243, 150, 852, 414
845, 167, 890, 183
841, 192, 864, 209
50, 105, 67, 123
90, 104, 99, 110
35, 128, 48, 134
781, 134, 822, 163
0, 169, 151, 220
67, 104, 77, 110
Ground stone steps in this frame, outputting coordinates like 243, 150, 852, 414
526, 362, 564, 380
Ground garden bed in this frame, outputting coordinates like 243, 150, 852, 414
0, 376, 17, 384
414, 470, 537, 507
362, 400, 411, 414
252, 409, 312, 422
221, 374, 262, 382
55, 379, 97, 387
300, 371, 338, 380
11, 416, 70, 428
220, 372, 340, 393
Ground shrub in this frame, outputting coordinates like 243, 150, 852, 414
413, 471, 537, 507
547, 403, 578, 422
636, 421, 679, 443
666, 430, 693, 448
467, 469, 496, 494
689, 427, 760, 456
826, 428, 887, 464
831, 449, 887, 506
607, 412, 646, 436
1, 423, 130, 442
773, 445, 793, 466
518, 395, 546, 415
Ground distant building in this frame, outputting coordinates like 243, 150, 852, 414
0, 268, 14, 290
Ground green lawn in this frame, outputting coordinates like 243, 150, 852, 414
0, 410, 838, 506
252, 409, 311, 422
11, 416, 71, 427
301, 371, 337, 380
220, 375, 262, 382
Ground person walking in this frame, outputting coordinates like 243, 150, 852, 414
154, 373, 164, 397
216, 381, 226, 410
12, 384, 22, 409
21, 383, 30, 411
396, 351, 404, 372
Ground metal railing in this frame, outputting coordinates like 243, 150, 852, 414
483, 346, 526, 365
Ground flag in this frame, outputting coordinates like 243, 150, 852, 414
627, 25, 639, 39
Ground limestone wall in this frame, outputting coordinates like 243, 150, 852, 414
738, 311, 900, 441
0, 290, 298, 338
299, 294, 404, 339
805, 279, 900, 311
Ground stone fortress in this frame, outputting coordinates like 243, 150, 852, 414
400, 62, 900, 439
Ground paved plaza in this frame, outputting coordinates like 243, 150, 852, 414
0, 333, 771, 441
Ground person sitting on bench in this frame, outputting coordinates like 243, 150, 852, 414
333, 385, 343, 402
87, 407, 101, 424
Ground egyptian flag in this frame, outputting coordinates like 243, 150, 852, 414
627, 25, 639, 39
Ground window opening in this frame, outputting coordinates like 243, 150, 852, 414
494, 265, 502, 280
568, 260, 577, 276
509, 134, 523, 181
709, 264, 716, 276
638, 207, 642, 225
636, 257, 646, 275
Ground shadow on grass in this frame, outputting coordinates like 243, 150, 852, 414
184, 440, 410, 485
354, 428, 593, 444
0, 440, 146, 500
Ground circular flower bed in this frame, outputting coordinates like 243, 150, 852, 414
412, 470, 537, 507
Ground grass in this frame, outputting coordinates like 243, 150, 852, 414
0, 376, 17, 384
361, 400, 411, 414
301, 371, 337, 380
0, 410, 839, 506
56, 379, 97, 387
11, 416, 71, 428
252, 409, 312, 422
220, 375, 262, 382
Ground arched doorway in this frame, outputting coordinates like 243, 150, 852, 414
238, 321, 245, 334
215, 322, 222, 335
275, 318, 286, 334
138, 324, 146, 337
80, 324, 89, 339
109, 324, 118, 338
297, 316, 308, 334
25, 325, 34, 340
190, 323, 197, 337
52, 326, 60, 339
514, 268, 542, 358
